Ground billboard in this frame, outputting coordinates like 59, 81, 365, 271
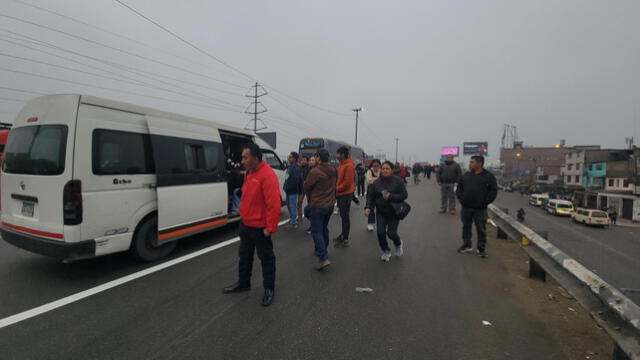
463, 142, 488, 156
440, 146, 459, 156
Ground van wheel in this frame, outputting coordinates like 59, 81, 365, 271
131, 217, 177, 261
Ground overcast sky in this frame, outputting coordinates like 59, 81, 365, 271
1, 0, 639, 163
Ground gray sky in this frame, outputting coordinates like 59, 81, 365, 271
1, 0, 639, 163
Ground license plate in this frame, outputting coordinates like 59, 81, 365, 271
21, 202, 34, 217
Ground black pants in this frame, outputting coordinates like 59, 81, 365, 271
357, 179, 365, 197
461, 208, 488, 251
337, 194, 352, 240
238, 223, 276, 290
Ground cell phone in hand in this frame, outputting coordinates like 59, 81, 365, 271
382, 190, 390, 196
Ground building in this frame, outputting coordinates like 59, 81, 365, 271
500, 146, 567, 185
561, 146, 617, 188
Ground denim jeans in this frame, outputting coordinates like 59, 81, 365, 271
367, 210, 376, 224
376, 211, 401, 252
461, 208, 488, 251
286, 193, 298, 224
231, 188, 241, 212
310, 206, 333, 261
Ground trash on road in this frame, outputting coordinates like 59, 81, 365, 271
482, 320, 492, 326
568, 307, 576, 312
355, 287, 374, 293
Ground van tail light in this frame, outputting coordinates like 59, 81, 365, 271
588, 218, 592, 224
63, 180, 82, 225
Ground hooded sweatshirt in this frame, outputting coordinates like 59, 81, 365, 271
304, 162, 337, 208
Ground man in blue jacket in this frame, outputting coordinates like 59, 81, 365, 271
284, 152, 303, 228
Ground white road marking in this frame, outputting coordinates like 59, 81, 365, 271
0, 219, 289, 329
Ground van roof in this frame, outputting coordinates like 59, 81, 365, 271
77, 94, 255, 137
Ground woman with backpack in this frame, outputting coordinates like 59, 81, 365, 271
364, 159, 381, 231
365, 161, 408, 262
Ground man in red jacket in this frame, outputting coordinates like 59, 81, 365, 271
334, 146, 355, 247
223, 143, 281, 307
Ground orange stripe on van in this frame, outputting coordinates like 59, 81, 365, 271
158, 218, 228, 241
2, 222, 64, 240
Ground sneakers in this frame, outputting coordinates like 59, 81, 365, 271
305, 228, 312, 235
333, 234, 343, 246
335, 239, 350, 248
380, 251, 391, 262
457, 245, 473, 254
439, 208, 447, 214
315, 259, 331, 271
367, 224, 374, 232
477, 249, 488, 258
450, 210, 456, 215
394, 242, 404, 257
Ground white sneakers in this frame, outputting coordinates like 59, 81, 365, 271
380, 251, 391, 262
394, 242, 404, 257
367, 224, 374, 231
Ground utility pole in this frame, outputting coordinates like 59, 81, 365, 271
394, 138, 399, 163
244, 82, 268, 132
352, 107, 363, 145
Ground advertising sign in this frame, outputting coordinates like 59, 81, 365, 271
440, 146, 459, 156
463, 142, 488, 156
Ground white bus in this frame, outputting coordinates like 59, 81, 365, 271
1, 95, 286, 261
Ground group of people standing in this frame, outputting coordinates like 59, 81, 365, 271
222, 142, 496, 307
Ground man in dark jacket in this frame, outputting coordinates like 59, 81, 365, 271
437, 155, 462, 214
283, 152, 303, 228
297, 156, 311, 223
455, 155, 498, 258
304, 149, 337, 270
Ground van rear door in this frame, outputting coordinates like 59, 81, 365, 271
146, 116, 227, 243
1, 95, 78, 243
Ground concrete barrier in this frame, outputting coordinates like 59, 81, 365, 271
488, 204, 640, 360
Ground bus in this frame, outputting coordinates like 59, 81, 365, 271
1, 94, 286, 262
299, 137, 367, 165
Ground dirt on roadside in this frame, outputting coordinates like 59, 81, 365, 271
487, 225, 613, 360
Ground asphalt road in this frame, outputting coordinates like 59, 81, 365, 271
494, 191, 640, 304
0, 182, 608, 359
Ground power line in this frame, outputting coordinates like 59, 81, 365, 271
114, 0, 255, 83
0, 97, 27, 103
111, 0, 352, 117
0, 51, 245, 111
0, 30, 245, 100
12, 0, 244, 83
0, 86, 45, 95
0, 12, 247, 89
0, 66, 245, 112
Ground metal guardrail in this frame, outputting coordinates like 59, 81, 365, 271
488, 204, 640, 360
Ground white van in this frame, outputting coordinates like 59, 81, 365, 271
528, 193, 549, 207
571, 208, 611, 227
545, 199, 574, 216
1, 95, 286, 261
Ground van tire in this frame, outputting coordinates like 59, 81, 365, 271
131, 216, 177, 261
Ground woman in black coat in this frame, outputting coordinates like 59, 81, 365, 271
365, 161, 408, 262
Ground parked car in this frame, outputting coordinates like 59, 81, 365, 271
528, 193, 549, 207
545, 199, 574, 216
571, 208, 611, 228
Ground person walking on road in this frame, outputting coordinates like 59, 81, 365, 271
607, 205, 618, 225
223, 144, 281, 307
297, 156, 311, 223
437, 154, 462, 214
455, 155, 498, 258
365, 161, 408, 262
334, 146, 355, 247
356, 163, 366, 198
412, 163, 422, 185
283, 152, 303, 229
365, 159, 381, 231
304, 149, 337, 270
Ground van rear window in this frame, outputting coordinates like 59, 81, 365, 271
591, 211, 608, 218
3, 125, 68, 175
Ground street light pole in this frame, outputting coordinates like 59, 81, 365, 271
352, 107, 363, 145
395, 138, 399, 163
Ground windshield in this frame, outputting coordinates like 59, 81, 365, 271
557, 203, 573, 209
2, 125, 68, 175
299, 138, 324, 149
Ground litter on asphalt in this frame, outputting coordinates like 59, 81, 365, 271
355, 287, 374, 293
